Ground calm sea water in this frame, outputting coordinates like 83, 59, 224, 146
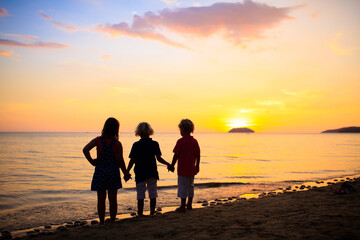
0, 132, 359, 231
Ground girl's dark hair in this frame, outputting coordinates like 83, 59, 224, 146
101, 117, 119, 139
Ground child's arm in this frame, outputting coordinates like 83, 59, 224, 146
156, 155, 171, 168
169, 153, 179, 172
83, 138, 98, 166
127, 158, 135, 173
196, 153, 201, 173
115, 142, 131, 181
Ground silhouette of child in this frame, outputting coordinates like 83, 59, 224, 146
83, 117, 131, 224
170, 119, 201, 211
127, 122, 171, 216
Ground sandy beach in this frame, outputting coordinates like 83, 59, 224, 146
13, 178, 360, 240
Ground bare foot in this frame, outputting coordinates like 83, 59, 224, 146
175, 207, 186, 212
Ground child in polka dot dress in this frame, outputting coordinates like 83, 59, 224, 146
83, 117, 131, 224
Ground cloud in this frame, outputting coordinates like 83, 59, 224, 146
239, 109, 257, 113
328, 32, 360, 55
281, 89, 297, 96
39, 12, 52, 20
52, 21, 80, 31
0, 50, 19, 61
257, 100, 283, 106
0, 38, 68, 48
0, 8, 10, 17
101, 54, 111, 60
39, 10, 80, 32
282, 89, 325, 98
0, 32, 38, 39
161, 0, 179, 6
95, 22, 189, 49
94, 0, 295, 48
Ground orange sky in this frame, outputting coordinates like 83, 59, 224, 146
0, 0, 359, 133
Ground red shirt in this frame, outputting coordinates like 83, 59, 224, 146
173, 135, 200, 176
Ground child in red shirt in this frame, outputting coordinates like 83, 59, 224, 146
170, 119, 201, 211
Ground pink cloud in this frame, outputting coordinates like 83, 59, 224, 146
0, 50, 19, 61
39, 13, 52, 20
95, 22, 189, 49
52, 21, 80, 31
0, 38, 68, 49
0, 32, 38, 39
39, 11, 80, 32
94, 0, 295, 47
0, 8, 9, 17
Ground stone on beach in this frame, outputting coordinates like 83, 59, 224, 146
56, 226, 68, 231
1, 231, 12, 240
90, 220, 98, 225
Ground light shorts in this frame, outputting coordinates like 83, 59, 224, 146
177, 175, 195, 199
136, 178, 158, 200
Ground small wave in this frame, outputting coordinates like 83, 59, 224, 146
289, 170, 345, 174
251, 159, 272, 162
25, 151, 42, 154
123, 181, 248, 191
228, 176, 266, 179
284, 180, 305, 183
62, 156, 83, 159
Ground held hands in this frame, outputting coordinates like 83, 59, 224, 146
167, 164, 175, 173
124, 172, 132, 182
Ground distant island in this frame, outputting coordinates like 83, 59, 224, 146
321, 126, 360, 133
228, 127, 255, 133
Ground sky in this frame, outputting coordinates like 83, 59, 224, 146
0, 0, 359, 133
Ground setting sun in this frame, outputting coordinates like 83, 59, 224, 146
226, 118, 253, 129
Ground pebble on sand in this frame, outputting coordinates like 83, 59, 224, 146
1, 231, 12, 239
56, 226, 68, 231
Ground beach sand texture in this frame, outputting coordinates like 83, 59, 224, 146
19, 179, 360, 240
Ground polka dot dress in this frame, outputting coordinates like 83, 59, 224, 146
91, 137, 122, 191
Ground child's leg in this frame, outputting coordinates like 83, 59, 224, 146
97, 191, 106, 224
108, 190, 118, 222
136, 181, 146, 216
180, 198, 186, 209
177, 176, 187, 211
137, 199, 144, 216
147, 178, 158, 215
186, 176, 195, 209
150, 198, 156, 215
187, 197, 193, 210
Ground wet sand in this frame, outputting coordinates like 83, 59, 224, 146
16, 178, 360, 240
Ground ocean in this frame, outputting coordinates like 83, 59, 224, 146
0, 132, 359, 231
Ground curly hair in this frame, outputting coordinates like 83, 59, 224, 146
178, 119, 194, 134
135, 122, 154, 137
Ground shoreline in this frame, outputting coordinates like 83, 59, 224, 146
5, 174, 360, 239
